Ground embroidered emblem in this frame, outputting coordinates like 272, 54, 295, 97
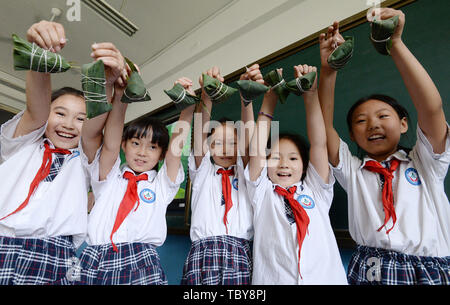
404, 168, 421, 186
296, 194, 315, 209
139, 188, 156, 203
232, 178, 238, 190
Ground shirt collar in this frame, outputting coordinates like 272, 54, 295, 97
271, 180, 304, 195
120, 163, 157, 182
359, 149, 410, 170
40, 138, 78, 153
213, 163, 237, 176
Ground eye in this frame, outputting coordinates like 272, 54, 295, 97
379, 114, 389, 119
131, 141, 139, 146
56, 112, 65, 117
77, 117, 85, 122
356, 119, 365, 124
290, 157, 298, 161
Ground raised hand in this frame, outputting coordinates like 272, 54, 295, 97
26, 20, 66, 53
318, 21, 345, 70
90, 42, 127, 87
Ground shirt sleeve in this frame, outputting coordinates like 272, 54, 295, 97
243, 160, 271, 210
410, 123, 450, 182
330, 138, 360, 192
155, 160, 185, 205
0, 110, 46, 162
85, 145, 122, 199
188, 150, 213, 190
303, 163, 335, 211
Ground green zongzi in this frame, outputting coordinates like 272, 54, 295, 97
285, 71, 316, 96
164, 82, 200, 111
327, 36, 354, 70
81, 60, 112, 119
235, 80, 269, 106
12, 34, 71, 73
370, 16, 399, 55
202, 73, 238, 104
263, 70, 290, 104
121, 57, 151, 103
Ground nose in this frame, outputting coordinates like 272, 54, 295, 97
279, 157, 288, 168
61, 117, 75, 130
137, 145, 147, 156
367, 117, 380, 131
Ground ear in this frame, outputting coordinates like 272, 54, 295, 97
349, 131, 356, 142
400, 117, 408, 134
121, 140, 126, 152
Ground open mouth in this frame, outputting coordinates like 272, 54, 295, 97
368, 134, 385, 141
134, 159, 147, 166
56, 131, 76, 139
277, 172, 292, 178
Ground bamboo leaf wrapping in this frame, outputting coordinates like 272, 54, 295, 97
121, 57, 151, 103
285, 71, 317, 96
327, 36, 354, 70
12, 34, 71, 73
81, 60, 112, 119
164, 82, 200, 111
263, 70, 290, 104
202, 73, 238, 104
235, 80, 269, 106
370, 16, 399, 55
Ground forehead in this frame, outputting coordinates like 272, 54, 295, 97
271, 138, 300, 154
211, 124, 237, 140
352, 99, 396, 116
51, 94, 86, 113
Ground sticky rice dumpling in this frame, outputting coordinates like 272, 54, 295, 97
81, 60, 112, 119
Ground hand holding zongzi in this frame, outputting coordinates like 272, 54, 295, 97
319, 21, 346, 71
26, 20, 66, 53
90, 42, 127, 88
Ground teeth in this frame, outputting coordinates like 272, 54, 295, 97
369, 135, 384, 140
57, 132, 75, 138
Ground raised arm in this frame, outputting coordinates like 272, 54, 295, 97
14, 21, 66, 138
165, 78, 196, 182
296, 65, 329, 183
193, 66, 222, 168
81, 42, 127, 164
248, 70, 279, 181
238, 64, 263, 166
318, 21, 346, 167
374, 8, 447, 153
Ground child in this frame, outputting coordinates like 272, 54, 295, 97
180, 65, 261, 285
319, 9, 449, 285
0, 21, 125, 284
77, 70, 195, 284
245, 65, 348, 285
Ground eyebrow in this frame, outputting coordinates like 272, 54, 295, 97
53, 106, 86, 116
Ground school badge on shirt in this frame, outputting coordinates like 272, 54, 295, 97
232, 178, 238, 190
140, 188, 156, 203
296, 194, 315, 209
404, 168, 421, 186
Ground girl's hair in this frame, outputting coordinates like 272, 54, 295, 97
122, 116, 170, 158
51, 87, 84, 102
346, 94, 411, 157
267, 132, 310, 181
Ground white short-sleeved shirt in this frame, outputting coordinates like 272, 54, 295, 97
188, 151, 253, 242
82, 147, 184, 247
244, 162, 348, 285
0, 111, 89, 247
332, 124, 450, 257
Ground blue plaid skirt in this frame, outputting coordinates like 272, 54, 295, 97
0, 235, 76, 285
181, 235, 252, 285
348, 245, 450, 285
71, 242, 167, 285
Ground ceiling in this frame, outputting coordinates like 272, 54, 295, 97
0, 0, 233, 90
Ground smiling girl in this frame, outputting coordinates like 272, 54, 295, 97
319, 9, 449, 284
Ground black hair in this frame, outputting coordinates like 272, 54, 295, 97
51, 87, 84, 102
346, 94, 411, 157
267, 132, 310, 181
122, 116, 170, 159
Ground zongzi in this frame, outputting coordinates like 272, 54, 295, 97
235, 80, 269, 106
81, 60, 112, 119
164, 82, 200, 111
285, 71, 316, 96
370, 15, 399, 55
202, 73, 238, 104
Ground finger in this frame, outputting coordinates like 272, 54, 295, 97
54, 23, 66, 47
247, 63, 259, 71
247, 69, 261, 79
47, 24, 62, 52
326, 25, 334, 40
27, 28, 47, 49
303, 64, 309, 73
276, 68, 283, 76
293, 65, 301, 78
35, 26, 53, 50
91, 42, 118, 52
211, 66, 220, 78
91, 49, 118, 59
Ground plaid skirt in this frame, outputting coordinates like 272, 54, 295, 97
71, 242, 167, 285
0, 235, 76, 285
181, 235, 252, 285
348, 245, 450, 285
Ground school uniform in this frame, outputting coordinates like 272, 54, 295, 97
76, 147, 184, 285
0, 111, 88, 285
181, 151, 253, 285
333, 124, 450, 285
244, 161, 348, 285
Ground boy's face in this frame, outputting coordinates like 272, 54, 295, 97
121, 129, 163, 174
45, 94, 86, 149
267, 138, 303, 188
350, 99, 408, 162
209, 124, 238, 169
